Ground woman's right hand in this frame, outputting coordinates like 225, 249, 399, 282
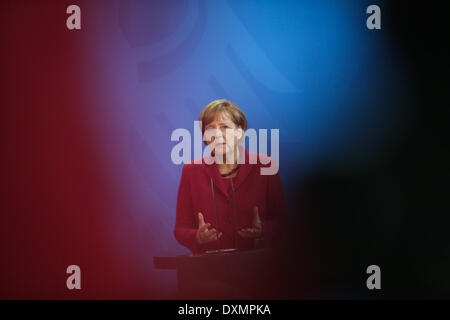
196, 212, 222, 244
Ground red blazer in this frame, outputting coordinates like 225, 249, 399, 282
174, 148, 286, 253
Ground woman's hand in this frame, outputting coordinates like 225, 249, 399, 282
238, 206, 262, 239
196, 212, 222, 244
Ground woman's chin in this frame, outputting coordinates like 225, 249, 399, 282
213, 145, 227, 154
213, 146, 232, 158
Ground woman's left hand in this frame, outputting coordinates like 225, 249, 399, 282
237, 206, 262, 238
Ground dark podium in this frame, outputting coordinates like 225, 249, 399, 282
154, 247, 284, 299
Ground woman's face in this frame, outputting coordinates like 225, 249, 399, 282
204, 112, 240, 157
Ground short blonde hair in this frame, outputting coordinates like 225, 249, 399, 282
198, 99, 247, 134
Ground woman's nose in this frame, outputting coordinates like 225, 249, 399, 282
215, 128, 224, 138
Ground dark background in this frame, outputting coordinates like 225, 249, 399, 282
284, 1, 450, 299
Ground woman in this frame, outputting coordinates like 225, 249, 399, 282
174, 99, 286, 254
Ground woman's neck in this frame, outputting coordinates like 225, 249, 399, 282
216, 147, 239, 174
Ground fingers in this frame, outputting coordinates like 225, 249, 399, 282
198, 212, 205, 227
197, 213, 222, 244
237, 227, 262, 238
204, 231, 222, 242
199, 221, 211, 232
196, 222, 211, 244
197, 213, 223, 244
198, 213, 213, 233
238, 206, 262, 239
199, 229, 222, 243
252, 206, 261, 228
237, 230, 251, 238
204, 228, 217, 237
